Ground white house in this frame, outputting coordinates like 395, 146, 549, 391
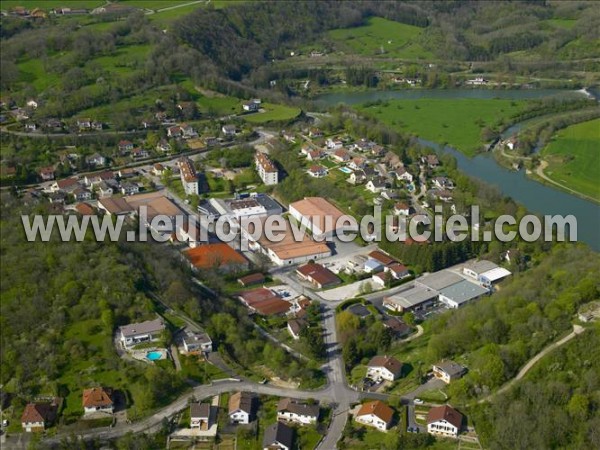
255, 152, 279, 185
262, 422, 294, 450
307, 165, 327, 178
277, 398, 319, 425
366, 355, 403, 382
229, 391, 255, 424
427, 405, 463, 438
366, 177, 387, 193
182, 332, 212, 353
119, 318, 165, 349
190, 403, 213, 429
395, 167, 413, 182
354, 401, 394, 432
82, 387, 114, 416
432, 360, 467, 384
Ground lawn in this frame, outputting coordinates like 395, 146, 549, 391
1, 0, 103, 9
197, 95, 241, 116
17, 59, 61, 92
543, 18, 578, 29
359, 98, 527, 156
328, 17, 433, 60
148, 2, 205, 25
242, 103, 301, 124
540, 119, 600, 202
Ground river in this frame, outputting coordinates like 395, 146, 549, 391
316, 89, 600, 250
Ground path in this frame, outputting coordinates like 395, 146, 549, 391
534, 160, 598, 203
479, 324, 585, 403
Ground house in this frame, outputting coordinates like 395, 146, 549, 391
287, 319, 307, 340
222, 124, 237, 136
131, 148, 149, 160
393, 202, 410, 216
92, 121, 104, 131
243, 100, 260, 112
306, 150, 324, 161
21, 401, 58, 432
354, 400, 394, 432
326, 137, 343, 149
289, 197, 357, 239
262, 422, 294, 450
366, 355, 403, 381
438, 279, 489, 308
382, 317, 412, 338
153, 163, 166, 176
380, 190, 398, 201
119, 318, 165, 349
167, 126, 182, 138
422, 154, 439, 168
430, 189, 453, 202
117, 140, 134, 155
277, 398, 319, 425
185, 243, 249, 272
348, 157, 367, 170
51, 177, 80, 193
237, 288, 292, 316
308, 128, 323, 138
367, 250, 396, 267
307, 165, 327, 178
282, 131, 296, 143
84, 170, 115, 187
120, 182, 140, 196
395, 167, 413, 182
176, 157, 199, 195
73, 188, 92, 202
370, 145, 385, 157
182, 331, 212, 354
156, 139, 172, 153
332, 148, 350, 162
27, 99, 38, 109
372, 271, 390, 287
352, 138, 372, 152
386, 262, 410, 280
25, 122, 37, 132
97, 181, 113, 198
75, 202, 95, 215
117, 168, 137, 179
432, 176, 454, 190
348, 169, 366, 185
39, 166, 55, 181
427, 405, 463, 438
190, 403, 214, 429
366, 177, 388, 193
228, 392, 256, 424
296, 263, 340, 288
238, 273, 265, 287
180, 123, 197, 139
255, 152, 279, 185
77, 118, 92, 130
432, 361, 467, 384
82, 387, 114, 416
86, 153, 106, 167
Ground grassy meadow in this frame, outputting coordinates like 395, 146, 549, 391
541, 119, 600, 202
359, 98, 527, 155
328, 17, 433, 60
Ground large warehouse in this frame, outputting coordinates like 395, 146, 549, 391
288, 197, 358, 239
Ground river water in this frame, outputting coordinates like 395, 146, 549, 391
316, 89, 600, 250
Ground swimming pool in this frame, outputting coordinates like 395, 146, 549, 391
339, 167, 353, 174
146, 351, 163, 361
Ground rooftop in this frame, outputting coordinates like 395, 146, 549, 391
296, 263, 340, 287
439, 279, 489, 305
356, 400, 393, 423
277, 398, 320, 418
368, 250, 396, 266
367, 355, 403, 376
434, 360, 466, 377
427, 404, 463, 429
384, 284, 438, 309
263, 422, 294, 450
464, 259, 498, 274
119, 318, 165, 338
415, 270, 463, 291
184, 243, 247, 270
255, 152, 277, 173
229, 391, 254, 415
82, 387, 113, 408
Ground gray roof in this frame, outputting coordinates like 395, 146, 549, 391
119, 318, 165, 338
384, 284, 438, 309
415, 270, 463, 291
434, 360, 466, 377
190, 403, 211, 419
277, 398, 319, 418
464, 259, 498, 275
263, 422, 294, 449
183, 332, 212, 347
439, 279, 489, 305
254, 194, 283, 213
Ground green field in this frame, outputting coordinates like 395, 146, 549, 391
328, 17, 433, 60
197, 94, 240, 115
544, 18, 578, 29
242, 103, 301, 124
540, 119, 600, 202
359, 98, 527, 155
1, 0, 103, 9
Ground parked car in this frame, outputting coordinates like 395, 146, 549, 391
414, 398, 424, 405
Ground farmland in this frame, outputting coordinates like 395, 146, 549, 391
540, 119, 600, 202
359, 98, 527, 155
328, 17, 433, 60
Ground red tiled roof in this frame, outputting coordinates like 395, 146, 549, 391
238, 273, 265, 286
82, 387, 113, 408
368, 250, 396, 266
427, 405, 463, 429
76, 203, 95, 216
21, 403, 49, 424
185, 243, 247, 269
367, 355, 403, 376
297, 263, 339, 287
356, 401, 394, 423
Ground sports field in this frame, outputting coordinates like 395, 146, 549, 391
540, 119, 600, 202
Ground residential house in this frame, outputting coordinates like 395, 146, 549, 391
306, 150, 324, 161
82, 387, 114, 416
331, 148, 350, 163
243, 100, 260, 112
422, 154, 439, 169
277, 398, 319, 425
97, 181, 113, 198
348, 169, 366, 185
384, 151, 403, 170
120, 182, 140, 196
367, 250, 396, 268
380, 190, 398, 201
25, 122, 37, 132
366, 355, 404, 382
395, 167, 413, 182
307, 165, 327, 178
87, 153, 106, 167
393, 202, 410, 216
222, 124, 237, 136
51, 177, 80, 193
118, 140, 134, 155
152, 163, 166, 176
308, 128, 323, 138
238, 273, 265, 287
182, 331, 212, 354
326, 137, 343, 149
354, 400, 394, 432
352, 138, 372, 152
262, 422, 294, 450
190, 403, 214, 429
296, 263, 340, 288
255, 152, 279, 185
348, 157, 367, 170
119, 318, 165, 349
180, 123, 197, 139
366, 177, 388, 193
131, 148, 149, 160
38, 166, 55, 181
370, 145, 385, 157
184, 243, 249, 272
237, 288, 291, 316
84, 170, 115, 187
156, 139, 172, 153
432, 361, 467, 384
382, 317, 412, 338
228, 392, 256, 424
167, 126, 182, 138
386, 262, 410, 280
92, 121, 104, 131
77, 118, 92, 130
75, 203, 95, 216
73, 188, 92, 202
48, 192, 66, 204
427, 405, 463, 438
27, 99, 38, 109
117, 168, 136, 179
430, 189, 453, 202
282, 131, 296, 143
432, 176, 454, 190
21, 400, 58, 432
287, 318, 307, 340
372, 271, 390, 287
